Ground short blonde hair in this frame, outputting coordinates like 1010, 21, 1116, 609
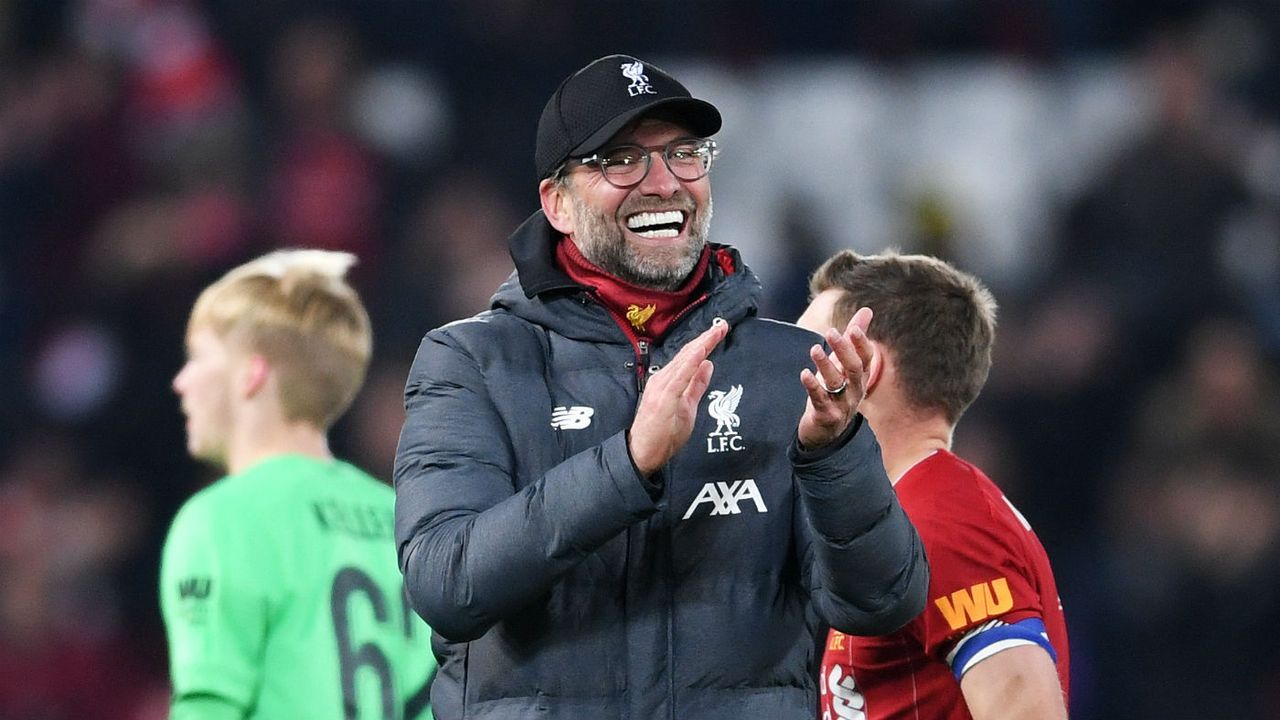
188, 249, 372, 429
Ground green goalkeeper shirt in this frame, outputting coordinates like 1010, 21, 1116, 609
161, 454, 436, 719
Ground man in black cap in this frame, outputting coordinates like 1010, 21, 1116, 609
394, 54, 928, 720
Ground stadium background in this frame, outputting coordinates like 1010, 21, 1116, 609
2, 0, 1279, 717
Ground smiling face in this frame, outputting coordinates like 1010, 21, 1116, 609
543, 119, 713, 291
172, 326, 240, 468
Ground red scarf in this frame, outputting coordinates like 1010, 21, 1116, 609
556, 237, 710, 341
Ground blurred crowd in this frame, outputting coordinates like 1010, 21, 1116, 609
1, 1, 1279, 718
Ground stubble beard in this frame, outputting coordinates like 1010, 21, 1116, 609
569, 191, 713, 292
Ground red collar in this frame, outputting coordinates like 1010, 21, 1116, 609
556, 237, 710, 340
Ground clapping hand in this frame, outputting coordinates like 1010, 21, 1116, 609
628, 320, 730, 476
797, 307, 875, 450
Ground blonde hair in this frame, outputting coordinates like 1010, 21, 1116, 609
188, 249, 372, 429
809, 249, 998, 425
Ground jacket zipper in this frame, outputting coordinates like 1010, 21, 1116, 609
667, 293, 709, 329
635, 339, 651, 393
584, 290, 711, 395
632, 293, 711, 394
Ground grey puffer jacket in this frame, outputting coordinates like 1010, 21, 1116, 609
394, 211, 928, 720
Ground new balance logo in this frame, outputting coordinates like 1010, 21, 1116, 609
550, 406, 594, 430
681, 479, 767, 520
934, 577, 1013, 631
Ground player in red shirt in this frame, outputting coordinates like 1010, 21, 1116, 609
798, 250, 1069, 720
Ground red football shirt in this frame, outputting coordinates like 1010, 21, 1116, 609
819, 450, 1069, 719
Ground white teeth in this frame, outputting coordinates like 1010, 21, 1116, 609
634, 228, 680, 238
626, 210, 685, 231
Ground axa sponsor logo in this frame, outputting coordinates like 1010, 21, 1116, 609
550, 405, 594, 430
934, 577, 1014, 631
681, 479, 767, 520
705, 384, 745, 453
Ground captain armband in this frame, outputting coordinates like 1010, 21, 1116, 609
945, 617, 1057, 681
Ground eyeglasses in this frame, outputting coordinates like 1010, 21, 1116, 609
567, 137, 719, 189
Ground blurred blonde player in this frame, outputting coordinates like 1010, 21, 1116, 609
799, 250, 1069, 720
161, 250, 436, 719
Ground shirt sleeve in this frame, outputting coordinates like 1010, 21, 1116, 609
160, 494, 265, 712
908, 497, 1046, 663
946, 617, 1057, 680
169, 693, 246, 720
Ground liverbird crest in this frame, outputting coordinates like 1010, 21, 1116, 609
620, 61, 656, 97
707, 385, 743, 437
626, 304, 656, 332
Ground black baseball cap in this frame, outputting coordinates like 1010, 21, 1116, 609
535, 54, 722, 180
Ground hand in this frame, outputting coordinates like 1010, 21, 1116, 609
797, 307, 874, 449
628, 320, 729, 476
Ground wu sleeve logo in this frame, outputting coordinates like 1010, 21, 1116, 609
681, 479, 767, 520
178, 576, 212, 599
175, 576, 213, 624
705, 384, 745, 453
551, 405, 594, 430
620, 61, 656, 96
934, 577, 1014, 631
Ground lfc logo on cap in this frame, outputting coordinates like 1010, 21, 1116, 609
621, 61, 656, 97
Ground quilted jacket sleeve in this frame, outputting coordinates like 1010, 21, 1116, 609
393, 328, 658, 642
790, 416, 930, 635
